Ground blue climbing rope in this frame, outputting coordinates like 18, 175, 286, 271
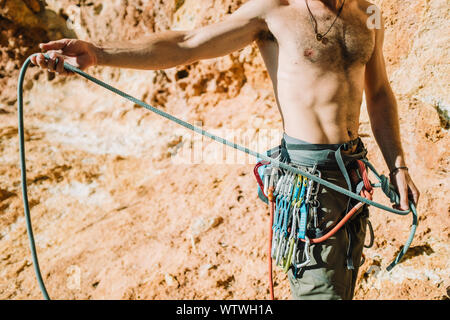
17, 54, 418, 299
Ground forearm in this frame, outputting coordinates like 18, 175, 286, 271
94, 31, 193, 70
367, 88, 407, 172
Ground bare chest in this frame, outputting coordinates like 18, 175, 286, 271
263, 4, 375, 69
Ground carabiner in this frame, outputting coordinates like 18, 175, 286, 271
291, 175, 303, 205
271, 229, 280, 259
275, 234, 287, 266
283, 237, 296, 273
282, 206, 299, 272
263, 167, 272, 197
295, 236, 311, 269
274, 173, 285, 196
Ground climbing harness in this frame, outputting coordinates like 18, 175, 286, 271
255, 147, 418, 299
17, 54, 418, 300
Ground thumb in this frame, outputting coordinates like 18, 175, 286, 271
39, 39, 70, 52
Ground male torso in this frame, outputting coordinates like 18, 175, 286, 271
255, 0, 375, 144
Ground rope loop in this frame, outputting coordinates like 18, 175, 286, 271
379, 174, 400, 205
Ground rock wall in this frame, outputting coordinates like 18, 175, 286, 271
0, 0, 448, 300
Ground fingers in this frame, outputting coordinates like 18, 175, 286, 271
31, 52, 67, 75
39, 39, 70, 52
397, 184, 410, 211
55, 57, 65, 74
408, 180, 420, 207
47, 51, 66, 74
30, 54, 38, 66
34, 53, 48, 69
391, 172, 409, 211
392, 172, 420, 211
47, 52, 57, 72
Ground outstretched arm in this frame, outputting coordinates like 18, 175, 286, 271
32, 0, 274, 73
364, 14, 420, 210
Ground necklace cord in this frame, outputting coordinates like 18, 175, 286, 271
305, 0, 346, 40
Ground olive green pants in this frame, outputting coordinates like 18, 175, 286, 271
287, 168, 369, 300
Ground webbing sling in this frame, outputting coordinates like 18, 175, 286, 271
18, 54, 418, 300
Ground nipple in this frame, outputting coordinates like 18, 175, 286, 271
304, 49, 314, 58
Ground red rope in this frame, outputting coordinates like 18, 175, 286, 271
357, 159, 373, 192
254, 163, 275, 300
268, 188, 275, 300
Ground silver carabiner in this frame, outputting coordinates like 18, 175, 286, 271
269, 168, 279, 193
275, 172, 286, 195
271, 230, 279, 259
263, 167, 272, 196
310, 199, 321, 228
290, 206, 299, 240
305, 166, 322, 204
295, 236, 311, 269
281, 171, 293, 197
276, 236, 287, 266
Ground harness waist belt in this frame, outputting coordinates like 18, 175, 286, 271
281, 133, 368, 169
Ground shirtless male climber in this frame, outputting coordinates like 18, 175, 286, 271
32, 0, 420, 300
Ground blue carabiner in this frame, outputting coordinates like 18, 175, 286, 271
273, 194, 283, 231
281, 198, 291, 237
298, 202, 309, 240
296, 177, 309, 239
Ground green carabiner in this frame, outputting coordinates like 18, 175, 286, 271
283, 237, 296, 273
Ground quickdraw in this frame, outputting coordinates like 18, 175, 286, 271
262, 163, 324, 276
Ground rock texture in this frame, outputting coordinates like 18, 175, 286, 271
0, 0, 448, 300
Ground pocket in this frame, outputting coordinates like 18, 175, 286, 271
315, 170, 351, 230
287, 249, 352, 300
